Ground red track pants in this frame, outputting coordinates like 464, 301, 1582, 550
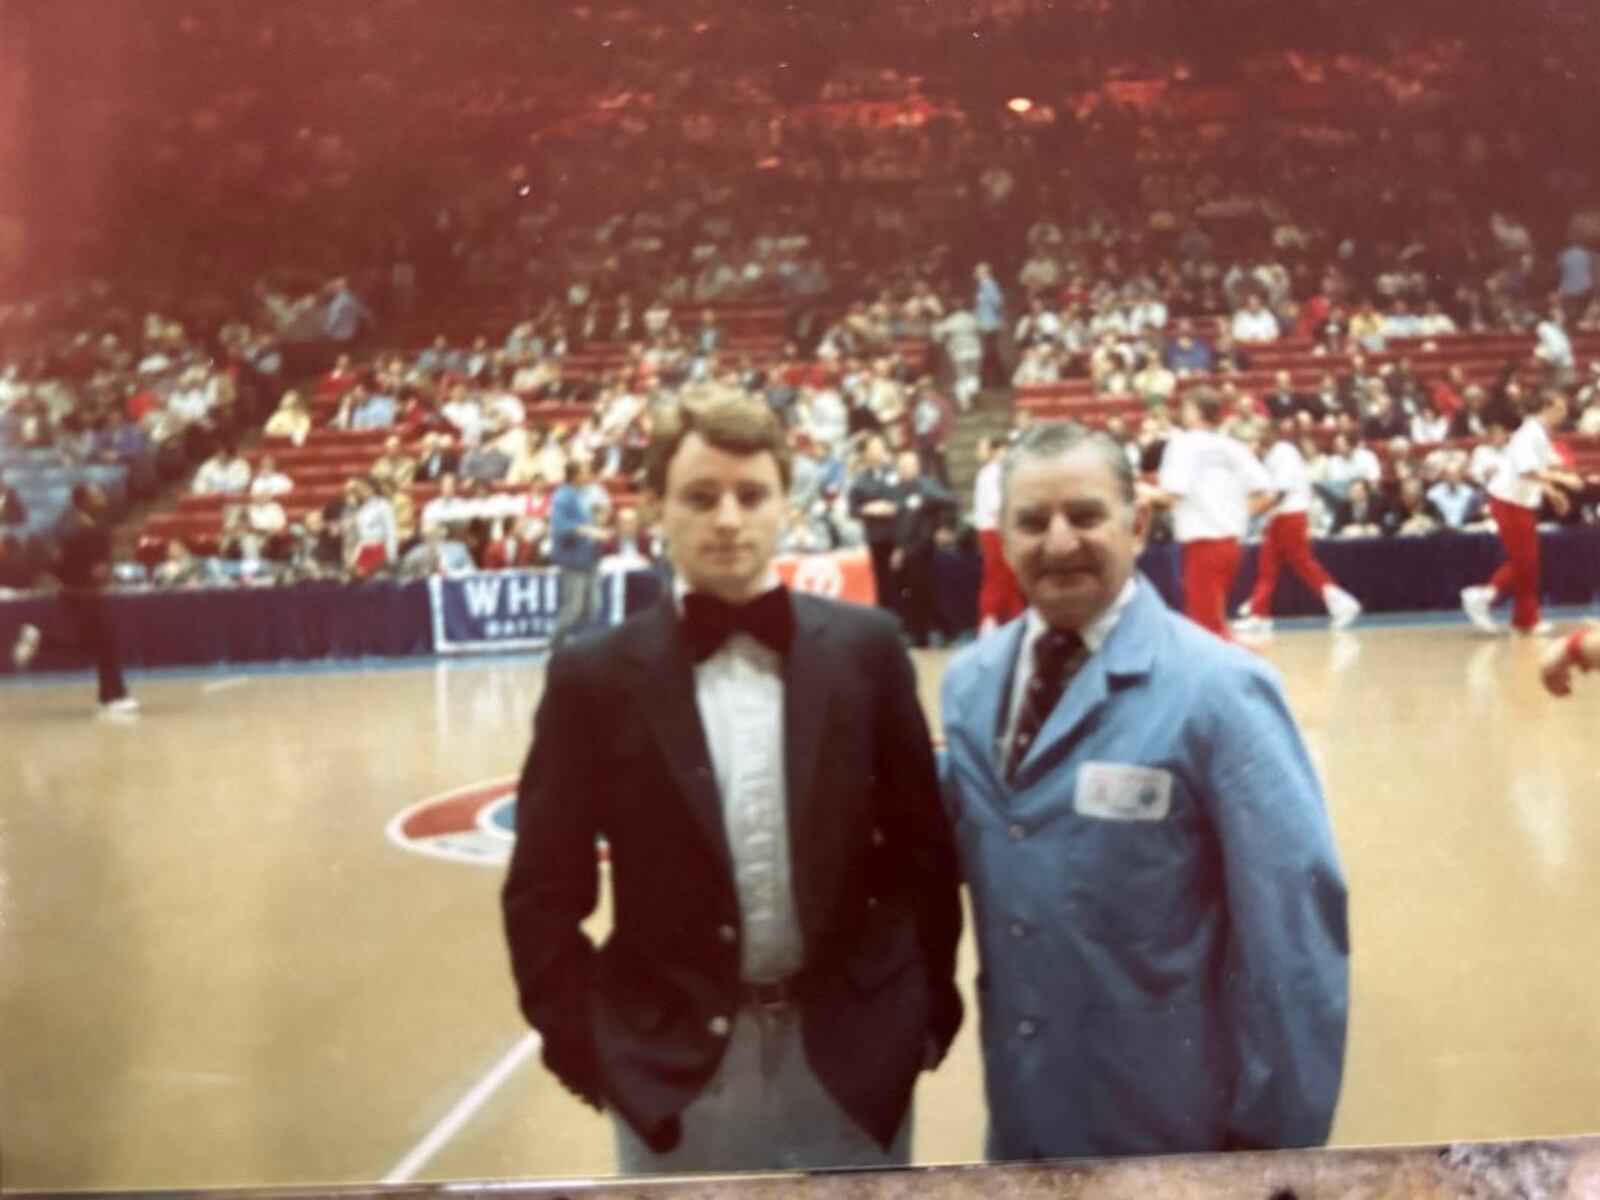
1182, 537, 1242, 637
1486, 497, 1541, 631
1249, 512, 1334, 616
977, 528, 1024, 627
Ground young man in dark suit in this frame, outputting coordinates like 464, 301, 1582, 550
501, 395, 962, 1173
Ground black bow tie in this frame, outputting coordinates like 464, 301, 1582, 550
681, 587, 795, 662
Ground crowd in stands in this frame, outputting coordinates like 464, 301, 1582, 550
0, 297, 291, 587
5, 2, 1600, 597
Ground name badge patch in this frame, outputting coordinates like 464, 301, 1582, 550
1074, 762, 1173, 821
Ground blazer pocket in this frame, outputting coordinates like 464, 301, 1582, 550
619, 993, 668, 1034
845, 905, 921, 992
595, 945, 669, 1032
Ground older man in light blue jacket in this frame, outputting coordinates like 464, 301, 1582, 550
940, 422, 1348, 1160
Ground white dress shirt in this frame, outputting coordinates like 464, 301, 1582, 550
674, 574, 803, 984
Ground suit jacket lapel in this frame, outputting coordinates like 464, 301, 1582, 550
623, 601, 732, 872
953, 618, 1026, 780
782, 597, 832, 854
1013, 654, 1108, 785
1012, 579, 1160, 788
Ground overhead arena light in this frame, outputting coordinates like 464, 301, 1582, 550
1006, 96, 1034, 114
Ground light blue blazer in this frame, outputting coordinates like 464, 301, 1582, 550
940, 576, 1349, 1159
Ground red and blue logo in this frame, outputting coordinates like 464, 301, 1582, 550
387, 778, 518, 867
391, 744, 950, 867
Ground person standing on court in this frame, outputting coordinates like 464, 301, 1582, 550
10, 484, 139, 718
547, 459, 607, 651
502, 396, 963, 1173
1461, 390, 1582, 636
1235, 421, 1363, 634
1156, 387, 1276, 637
888, 450, 956, 648
972, 435, 1024, 632
847, 433, 901, 615
939, 422, 1348, 1160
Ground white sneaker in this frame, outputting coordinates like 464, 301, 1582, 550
1232, 614, 1274, 636
1325, 587, 1363, 631
1235, 600, 1256, 620
11, 623, 39, 669
1521, 620, 1555, 637
1460, 586, 1500, 634
97, 696, 140, 719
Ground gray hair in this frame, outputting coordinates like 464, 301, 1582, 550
1000, 421, 1136, 509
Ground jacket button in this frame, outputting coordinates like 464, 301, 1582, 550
1018, 1019, 1037, 1038
1008, 824, 1026, 842
1009, 921, 1027, 938
708, 1015, 731, 1037
717, 924, 737, 944
870, 826, 886, 847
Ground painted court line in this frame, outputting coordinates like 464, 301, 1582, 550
199, 677, 250, 695
383, 1031, 543, 1184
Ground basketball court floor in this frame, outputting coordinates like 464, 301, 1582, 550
2, 612, 1599, 1191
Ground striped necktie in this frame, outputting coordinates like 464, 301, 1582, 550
1006, 628, 1087, 781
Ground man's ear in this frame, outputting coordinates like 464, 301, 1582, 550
1129, 495, 1153, 551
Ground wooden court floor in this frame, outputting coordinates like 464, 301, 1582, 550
2, 616, 1599, 1191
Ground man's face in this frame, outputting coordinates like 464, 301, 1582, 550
658, 432, 786, 604
896, 451, 920, 481
1002, 444, 1148, 632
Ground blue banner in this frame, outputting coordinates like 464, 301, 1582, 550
428, 568, 632, 654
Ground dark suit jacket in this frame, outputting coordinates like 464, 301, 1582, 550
891, 477, 956, 555
501, 594, 963, 1152
847, 467, 900, 546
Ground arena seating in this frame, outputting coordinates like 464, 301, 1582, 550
0, 449, 132, 539
1016, 331, 1600, 421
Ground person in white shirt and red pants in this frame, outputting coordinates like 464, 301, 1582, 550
1461, 392, 1581, 636
1156, 388, 1276, 639
1237, 423, 1363, 634
972, 436, 1024, 632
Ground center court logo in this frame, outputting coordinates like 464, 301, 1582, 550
387, 779, 519, 867
392, 740, 950, 868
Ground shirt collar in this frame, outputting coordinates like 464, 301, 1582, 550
1019, 574, 1138, 659
672, 570, 783, 616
